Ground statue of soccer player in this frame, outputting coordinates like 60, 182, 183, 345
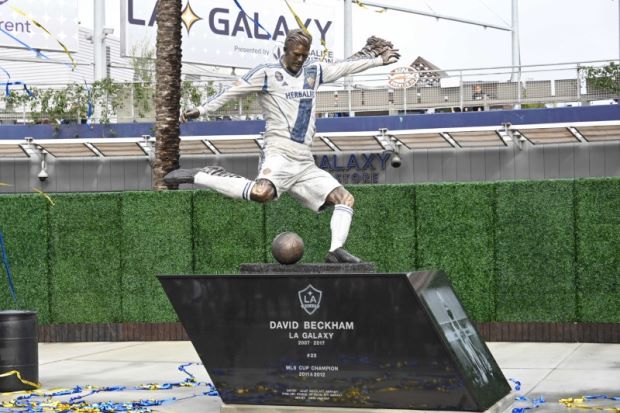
165, 29, 400, 263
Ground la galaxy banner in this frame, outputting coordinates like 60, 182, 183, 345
121, 0, 341, 68
0, 0, 79, 52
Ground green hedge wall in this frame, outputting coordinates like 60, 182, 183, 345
495, 180, 576, 322
417, 183, 496, 322
193, 191, 265, 273
0, 195, 49, 323
575, 178, 620, 322
0, 177, 618, 324
347, 185, 416, 272
49, 193, 122, 323
121, 191, 193, 322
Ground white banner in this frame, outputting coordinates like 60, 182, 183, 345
120, 0, 342, 68
0, 0, 78, 52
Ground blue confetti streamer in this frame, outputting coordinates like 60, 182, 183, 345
531, 395, 545, 408
0, 65, 10, 79
509, 377, 547, 413
585, 394, 607, 400
84, 80, 94, 124
0, 26, 49, 60
232, 0, 272, 39
5, 81, 33, 97
583, 394, 620, 400
0, 230, 18, 306
509, 378, 522, 391
0, 65, 34, 97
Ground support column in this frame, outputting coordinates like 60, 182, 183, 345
93, 0, 106, 81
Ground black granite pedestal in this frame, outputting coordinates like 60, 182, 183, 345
159, 270, 511, 412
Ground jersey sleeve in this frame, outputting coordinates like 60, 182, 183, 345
197, 67, 267, 115
319, 56, 383, 85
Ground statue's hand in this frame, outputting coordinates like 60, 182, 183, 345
364, 36, 394, 57
378, 47, 400, 65
180, 108, 200, 123
349, 36, 398, 62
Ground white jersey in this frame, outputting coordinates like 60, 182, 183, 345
197, 56, 383, 149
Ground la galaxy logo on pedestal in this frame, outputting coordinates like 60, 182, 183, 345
298, 284, 322, 315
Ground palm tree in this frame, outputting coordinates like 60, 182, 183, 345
153, 0, 182, 190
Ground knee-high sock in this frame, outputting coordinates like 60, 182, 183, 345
330, 204, 354, 252
194, 171, 255, 201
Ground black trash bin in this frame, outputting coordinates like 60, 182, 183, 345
0, 310, 38, 392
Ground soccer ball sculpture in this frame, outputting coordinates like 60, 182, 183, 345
272, 232, 304, 265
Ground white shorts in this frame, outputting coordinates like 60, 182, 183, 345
257, 143, 341, 212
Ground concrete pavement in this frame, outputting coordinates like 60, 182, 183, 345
1, 341, 618, 413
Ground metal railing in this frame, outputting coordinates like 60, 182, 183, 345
0, 60, 617, 125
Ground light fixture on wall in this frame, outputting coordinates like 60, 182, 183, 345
141, 135, 155, 166
377, 128, 402, 168
390, 138, 402, 168
37, 150, 48, 182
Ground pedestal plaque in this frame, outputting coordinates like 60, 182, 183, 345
159, 271, 510, 411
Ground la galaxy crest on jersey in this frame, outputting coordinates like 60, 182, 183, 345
303, 66, 318, 89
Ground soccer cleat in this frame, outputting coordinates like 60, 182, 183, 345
324, 247, 362, 264
164, 166, 241, 185
163, 168, 202, 185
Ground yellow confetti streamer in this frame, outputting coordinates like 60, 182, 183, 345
1, 363, 210, 412
353, 0, 387, 13
283, 0, 330, 61
0, 370, 40, 391
559, 396, 620, 412
10, 6, 77, 70
32, 187, 55, 206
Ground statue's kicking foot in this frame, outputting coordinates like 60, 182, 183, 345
163, 168, 202, 185
164, 166, 234, 185
324, 248, 362, 264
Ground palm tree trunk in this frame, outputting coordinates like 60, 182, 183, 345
153, 0, 182, 190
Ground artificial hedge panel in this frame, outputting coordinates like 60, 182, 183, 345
0, 195, 50, 323
575, 177, 620, 322
193, 191, 265, 273
495, 180, 576, 322
416, 183, 496, 322
48, 193, 122, 323
264, 193, 331, 264
120, 191, 193, 322
347, 185, 416, 272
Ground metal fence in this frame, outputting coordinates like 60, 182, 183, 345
0, 60, 617, 124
